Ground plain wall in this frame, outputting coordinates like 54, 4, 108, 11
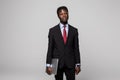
0, 0, 120, 80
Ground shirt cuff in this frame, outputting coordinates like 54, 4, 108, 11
75, 63, 81, 67
46, 64, 52, 67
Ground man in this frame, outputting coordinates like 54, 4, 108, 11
46, 6, 81, 80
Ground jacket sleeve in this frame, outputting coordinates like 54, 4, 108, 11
74, 29, 81, 64
46, 29, 54, 64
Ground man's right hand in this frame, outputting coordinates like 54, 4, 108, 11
46, 67, 52, 75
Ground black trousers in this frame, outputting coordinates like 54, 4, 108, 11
55, 66, 75, 80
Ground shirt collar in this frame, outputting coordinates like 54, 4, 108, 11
59, 23, 68, 29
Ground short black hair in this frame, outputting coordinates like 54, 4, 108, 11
57, 6, 68, 15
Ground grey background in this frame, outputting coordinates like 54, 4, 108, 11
0, 0, 120, 80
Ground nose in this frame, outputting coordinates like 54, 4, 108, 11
63, 13, 67, 17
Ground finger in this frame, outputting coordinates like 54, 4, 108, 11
75, 70, 78, 75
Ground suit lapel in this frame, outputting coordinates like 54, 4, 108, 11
66, 25, 72, 45
56, 25, 65, 45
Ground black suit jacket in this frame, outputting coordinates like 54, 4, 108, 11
46, 24, 80, 68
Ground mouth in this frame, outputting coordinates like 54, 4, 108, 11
62, 17, 67, 21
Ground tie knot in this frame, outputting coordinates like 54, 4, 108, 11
64, 25, 66, 28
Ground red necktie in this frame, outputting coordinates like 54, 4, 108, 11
63, 26, 67, 44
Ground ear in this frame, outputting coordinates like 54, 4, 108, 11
57, 14, 60, 19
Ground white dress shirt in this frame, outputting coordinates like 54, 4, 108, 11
59, 23, 69, 37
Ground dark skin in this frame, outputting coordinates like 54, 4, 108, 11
46, 9, 81, 75
58, 9, 69, 25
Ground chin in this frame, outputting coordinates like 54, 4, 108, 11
61, 21, 67, 24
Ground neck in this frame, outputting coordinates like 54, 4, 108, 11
60, 21, 68, 25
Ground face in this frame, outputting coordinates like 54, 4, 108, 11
58, 9, 69, 24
